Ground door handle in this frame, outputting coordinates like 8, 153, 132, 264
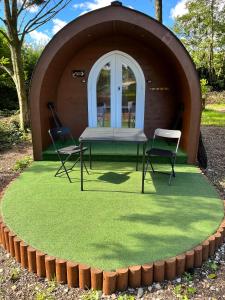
118, 86, 121, 91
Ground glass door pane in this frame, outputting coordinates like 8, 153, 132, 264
121, 64, 136, 128
96, 63, 111, 127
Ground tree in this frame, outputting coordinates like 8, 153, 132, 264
0, 30, 42, 110
155, 0, 162, 23
0, 26, 17, 110
174, 0, 225, 88
0, 0, 71, 130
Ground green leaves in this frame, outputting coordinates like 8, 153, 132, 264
174, 284, 197, 300
208, 273, 217, 279
200, 78, 211, 96
173, 0, 225, 88
82, 290, 102, 300
0, 56, 10, 65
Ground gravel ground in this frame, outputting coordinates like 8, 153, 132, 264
0, 125, 224, 300
201, 126, 225, 200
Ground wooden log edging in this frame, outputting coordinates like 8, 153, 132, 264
0, 200, 225, 295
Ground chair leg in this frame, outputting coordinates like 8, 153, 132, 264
70, 153, 89, 175
168, 157, 176, 185
136, 144, 139, 171
89, 143, 92, 170
55, 158, 72, 183
55, 154, 71, 175
171, 162, 175, 177
55, 164, 64, 176
169, 172, 173, 185
170, 157, 176, 177
83, 161, 89, 175
54, 151, 89, 183
144, 159, 149, 178
149, 157, 155, 173
55, 154, 81, 183
69, 157, 80, 171
144, 156, 155, 179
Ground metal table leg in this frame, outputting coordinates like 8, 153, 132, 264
89, 143, 92, 170
80, 142, 83, 191
142, 142, 146, 193
136, 144, 139, 171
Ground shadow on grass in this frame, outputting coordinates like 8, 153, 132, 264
144, 167, 219, 198
98, 172, 131, 184
89, 232, 207, 270
23, 162, 219, 199
88, 195, 223, 269
116, 196, 222, 230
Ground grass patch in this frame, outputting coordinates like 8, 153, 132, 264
206, 103, 225, 111
1, 161, 223, 270
201, 104, 225, 126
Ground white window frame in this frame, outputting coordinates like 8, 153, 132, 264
88, 50, 146, 128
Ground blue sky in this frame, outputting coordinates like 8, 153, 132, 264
0, 0, 188, 45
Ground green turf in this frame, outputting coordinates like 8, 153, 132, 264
1, 162, 223, 271
42, 139, 187, 163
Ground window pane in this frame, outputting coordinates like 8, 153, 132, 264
122, 65, 136, 128
96, 63, 110, 127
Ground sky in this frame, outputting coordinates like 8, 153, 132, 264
0, 0, 189, 46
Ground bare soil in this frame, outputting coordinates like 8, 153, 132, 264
0, 126, 224, 299
0, 142, 32, 193
205, 91, 225, 105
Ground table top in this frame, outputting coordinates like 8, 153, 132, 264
79, 127, 147, 143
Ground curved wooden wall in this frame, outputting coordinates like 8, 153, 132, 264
30, 3, 201, 163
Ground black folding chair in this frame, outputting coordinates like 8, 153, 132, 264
48, 127, 89, 182
145, 128, 181, 185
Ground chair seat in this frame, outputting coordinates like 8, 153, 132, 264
58, 145, 87, 155
146, 148, 175, 158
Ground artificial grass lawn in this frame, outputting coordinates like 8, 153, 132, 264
1, 161, 224, 270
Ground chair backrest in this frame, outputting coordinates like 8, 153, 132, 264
97, 103, 106, 116
153, 128, 182, 153
48, 127, 76, 151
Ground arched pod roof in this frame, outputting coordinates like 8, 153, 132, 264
30, 2, 201, 163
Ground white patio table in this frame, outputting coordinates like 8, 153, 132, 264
79, 127, 148, 193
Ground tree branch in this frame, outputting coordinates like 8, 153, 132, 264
20, 0, 71, 42
4, 0, 14, 40
22, 0, 51, 31
18, 9, 29, 33
17, 0, 28, 16
4, 0, 12, 20
12, 0, 17, 21
0, 64, 14, 78
25, 11, 60, 33
0, 28, 11, 44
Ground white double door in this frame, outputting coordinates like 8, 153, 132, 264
88, 50, 145, 129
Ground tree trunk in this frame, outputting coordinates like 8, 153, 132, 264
155, 0, 162, 23
10, 42, 29, 131
209, 0, 215, 85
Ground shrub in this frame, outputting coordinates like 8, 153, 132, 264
13, 156, 32, 172
0, 112, 31, 150
0, 84, 18, 110
200, 79, 211, 109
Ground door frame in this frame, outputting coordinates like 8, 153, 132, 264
87, 50, 146, 128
